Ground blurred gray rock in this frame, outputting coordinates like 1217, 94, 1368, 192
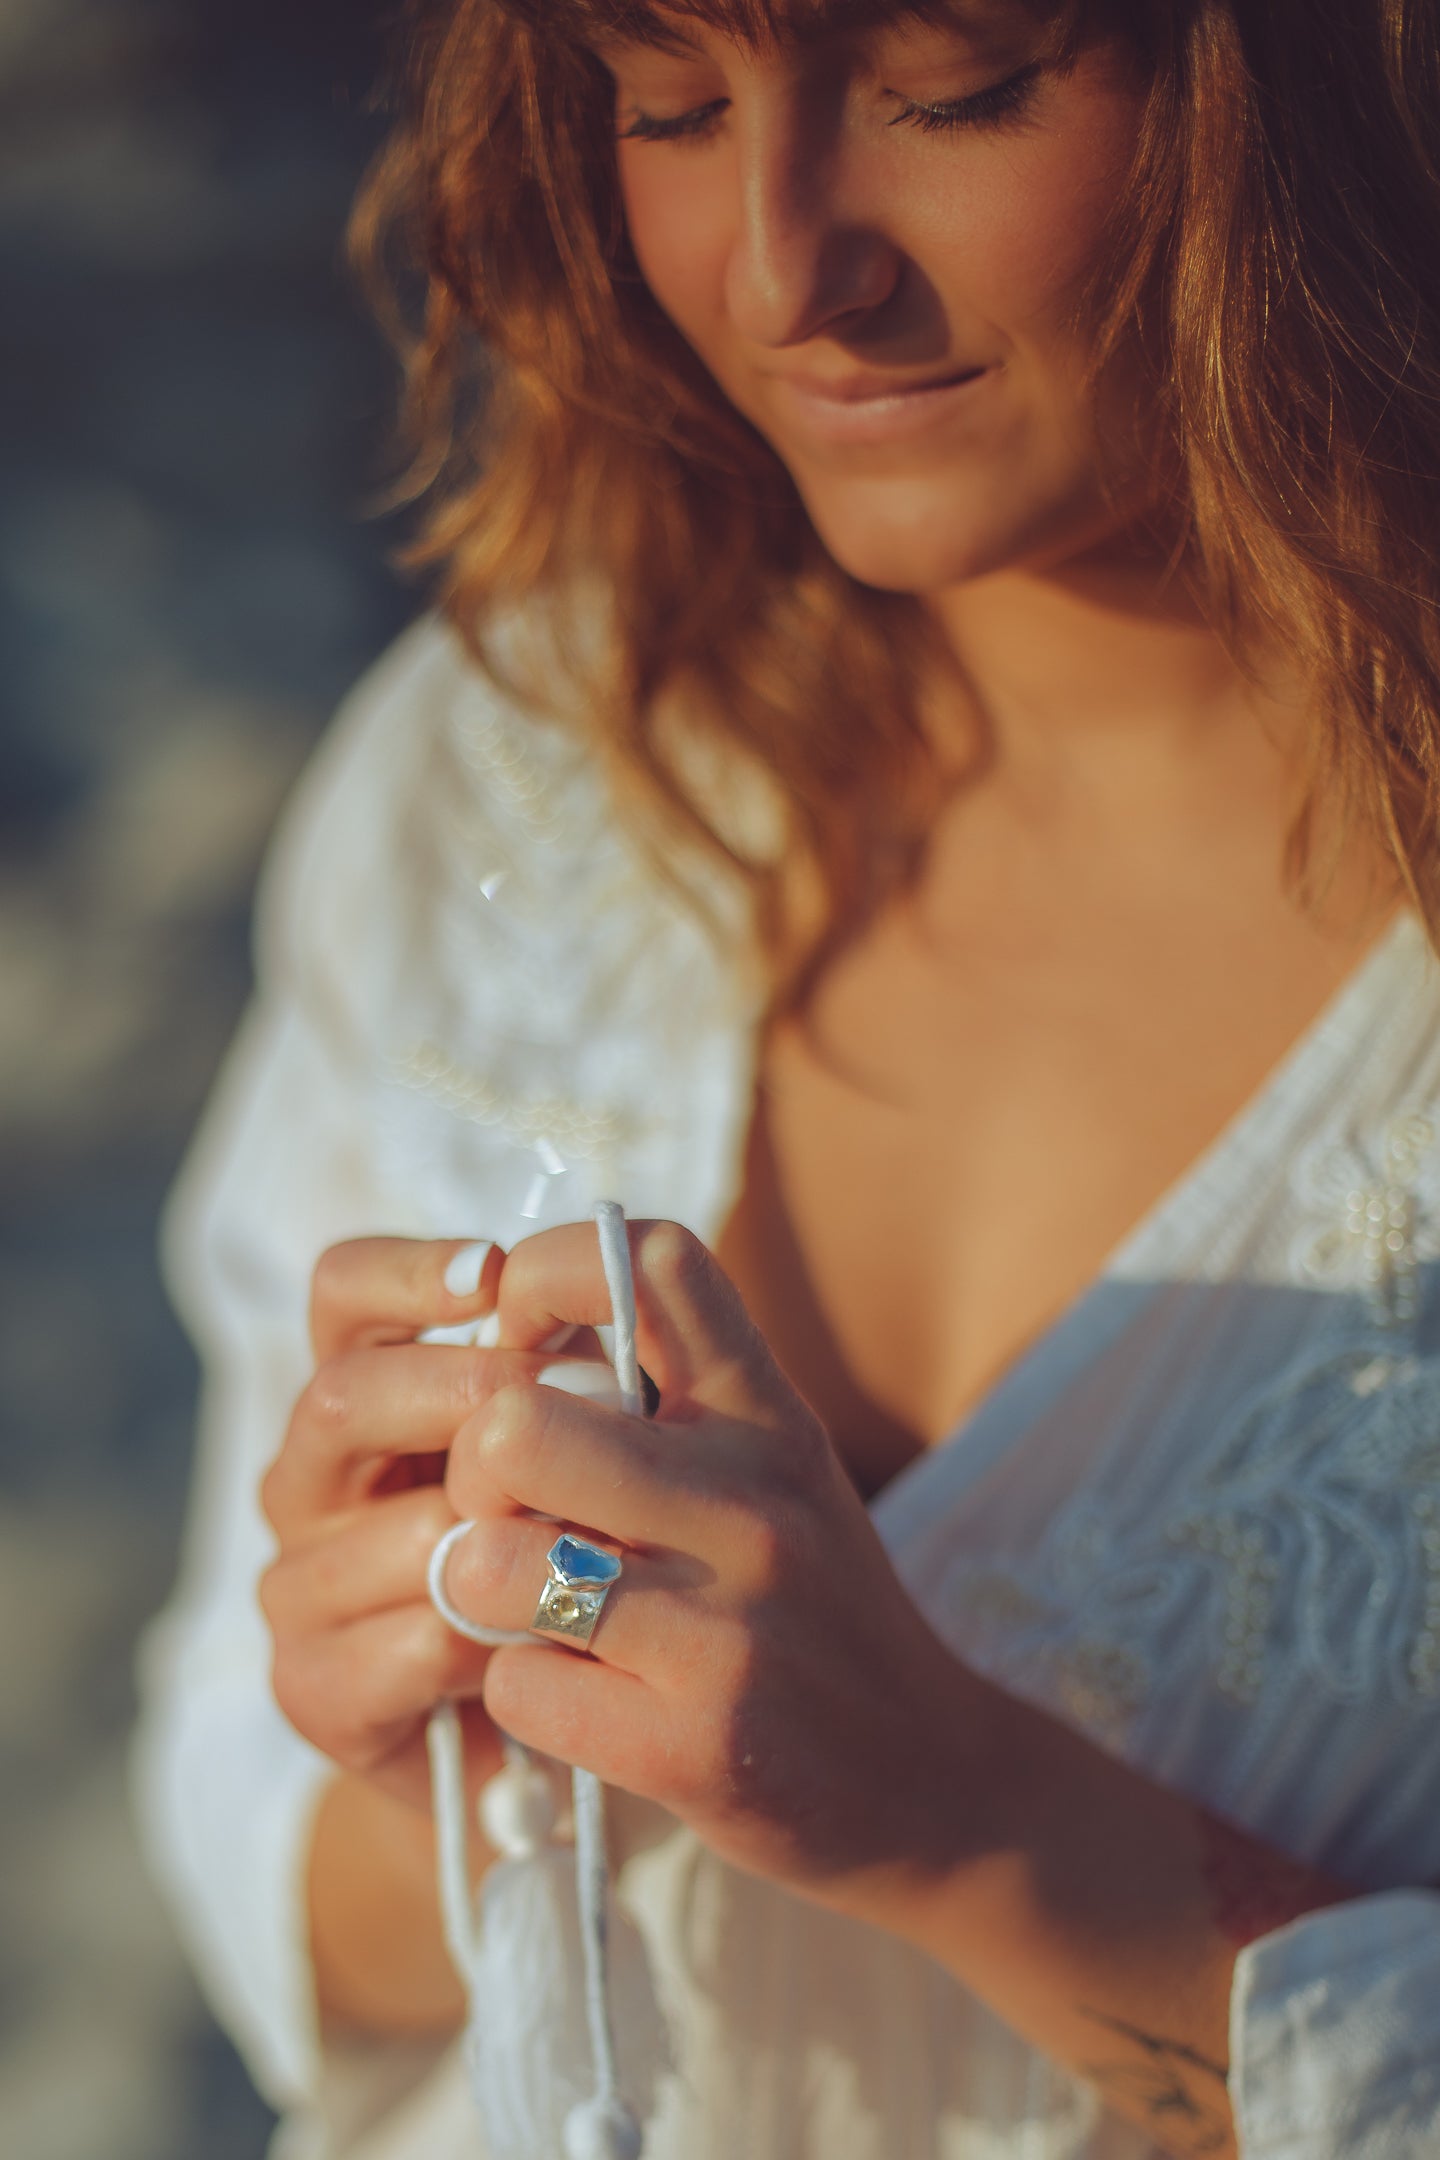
0, 0, 415, 2154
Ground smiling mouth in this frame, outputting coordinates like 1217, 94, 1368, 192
765, 362, 995, 446
774, 364, 989, 405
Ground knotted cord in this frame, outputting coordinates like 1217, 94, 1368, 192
424, 1200, 647, 2159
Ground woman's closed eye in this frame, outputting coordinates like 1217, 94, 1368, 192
886, 60, 1042, 135
618, 62, 1044, 146
618, 97, 729, 144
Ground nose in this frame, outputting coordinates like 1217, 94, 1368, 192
723, 81, 901, 348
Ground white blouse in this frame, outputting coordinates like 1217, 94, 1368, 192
133, 614, 1440, 2160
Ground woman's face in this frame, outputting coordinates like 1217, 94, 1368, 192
606, 6, 1152, 594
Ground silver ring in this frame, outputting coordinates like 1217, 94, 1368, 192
530, 1533, 623, 1651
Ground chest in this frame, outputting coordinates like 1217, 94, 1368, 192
713, 871, 1392, 1499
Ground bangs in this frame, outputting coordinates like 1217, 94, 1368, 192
490, 0, 1092, 61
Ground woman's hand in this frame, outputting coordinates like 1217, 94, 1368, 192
441, 1218, 983, 1906
259, 1233, 527, 1817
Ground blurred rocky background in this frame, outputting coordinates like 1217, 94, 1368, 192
0, 1, 413, 2152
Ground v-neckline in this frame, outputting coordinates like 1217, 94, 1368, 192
868, 907, 1427, 1536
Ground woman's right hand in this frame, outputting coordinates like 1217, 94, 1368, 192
259, 1234, 514, 1816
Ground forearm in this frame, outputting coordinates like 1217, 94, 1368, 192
847, 1673, 1349, 2160
308, 1770, 476, 2037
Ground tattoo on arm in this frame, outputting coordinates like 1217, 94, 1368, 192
1078, 2008, 1230, 2158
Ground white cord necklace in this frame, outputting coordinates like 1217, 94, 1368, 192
425, 1201, 661, 2159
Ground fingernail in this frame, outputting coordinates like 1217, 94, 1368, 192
536, 1361, 626, 1407
538, 1323, 581, 1355
444, 1241, 494, 1300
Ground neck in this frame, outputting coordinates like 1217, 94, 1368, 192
925, 532, 1305, 795
917, 530, 1401, 940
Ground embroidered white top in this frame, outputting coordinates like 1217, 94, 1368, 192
133, 614, 1440, 2160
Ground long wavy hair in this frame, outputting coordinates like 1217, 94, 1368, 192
353, 0, 1440, 1003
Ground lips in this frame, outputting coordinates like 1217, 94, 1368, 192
769, 363, 987, 404
762, 361, 995, 447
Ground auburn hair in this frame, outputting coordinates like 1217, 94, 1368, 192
353, 0, 1440, 1003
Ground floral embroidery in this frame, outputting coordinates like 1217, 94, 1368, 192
1293, 1108, 1439, 1326
937, 1343, 1440, 1748
394, 1041, 642, 1162
1157, 1344, 1440, 1707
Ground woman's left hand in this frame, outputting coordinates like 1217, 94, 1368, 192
441, 1217, 979, 1910
443, 1217, 1358, 2160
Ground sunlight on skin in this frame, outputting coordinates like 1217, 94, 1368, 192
606, 7, 1154, 598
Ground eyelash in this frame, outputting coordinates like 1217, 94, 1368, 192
890, 62, 1041, 136
619, 99, 729, 144
617, 63, 1041, 146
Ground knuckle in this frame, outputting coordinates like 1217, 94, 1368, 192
269, 1644, 324, 1745
296, 1357, 356, 1440
744, 1510, 788, 1590
477, 1382, 542, 1484
258, 1453, 289, 1533
393, 1603, 451, 1690
309, 1240, 358, 1322
255, 1563, 284, 1624
409, 1487, 457, 1564
638, 1218, 709, 1300
718, 1499, 790, 1596
451, 1516, 524, 1616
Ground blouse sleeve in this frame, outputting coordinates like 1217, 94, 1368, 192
129, 620, 466, 2114
1230, 1890, 1440, 2155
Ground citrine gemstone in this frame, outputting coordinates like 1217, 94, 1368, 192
548, 1590, 583, 1625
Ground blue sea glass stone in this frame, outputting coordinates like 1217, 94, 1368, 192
548, 1534, 623, 1587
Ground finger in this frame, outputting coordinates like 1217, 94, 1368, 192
483, 1639, 657, 1787
447, 1378, 757, 1552
497, 1219, 792, 1424
270, 1600, 497, 1777
310, 1236, 505, 1362
262, 1484, 457, 1630
438, 1512, 714, 1681
266, 1344, 594, 1530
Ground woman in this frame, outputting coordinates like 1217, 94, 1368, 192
135, 0, 1440, 2155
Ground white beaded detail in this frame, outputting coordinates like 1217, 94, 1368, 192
1295, 1109, 1439, 1327
1166, 1512, 1281, 1705
456, 700, 568, 849
1048, 1640, 1150, 1743
394, 1041, 640, 1161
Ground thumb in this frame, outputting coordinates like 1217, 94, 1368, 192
495, 1216, 794, 1427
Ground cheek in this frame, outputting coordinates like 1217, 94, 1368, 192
618, 148, 734, 342
907, 107, 1139, 360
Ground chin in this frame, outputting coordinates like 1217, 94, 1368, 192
792, 464, 1114, 596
